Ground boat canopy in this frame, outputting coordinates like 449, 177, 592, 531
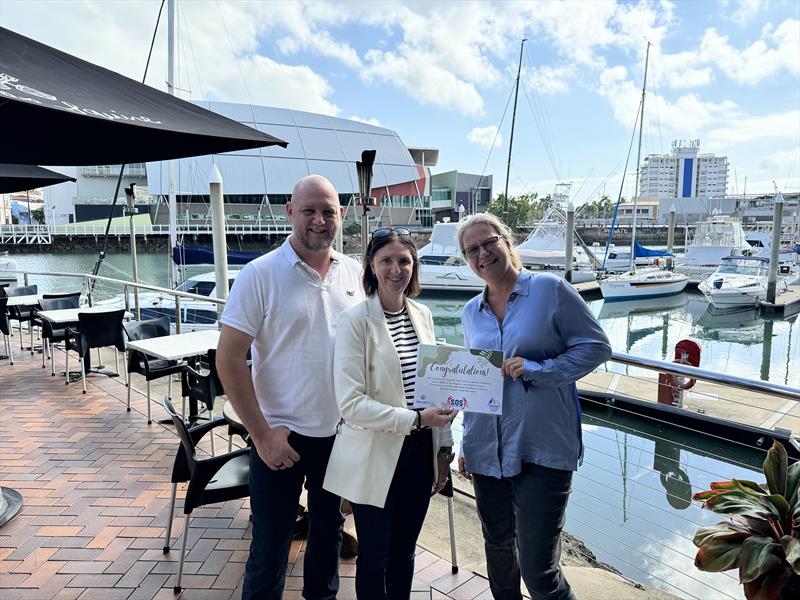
633, 241, 672, 258
172, 245, 263, 266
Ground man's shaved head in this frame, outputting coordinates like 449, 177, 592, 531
287, 175, 342, 252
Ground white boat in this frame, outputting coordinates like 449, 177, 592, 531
417, 221, 485, 292
600, 268, 688, 301
0, 255, 18, 287
98, 270, 240, 330
674, 214, 752, 284
697, 256, 787, 308
599, 44, 688, 303
513, 185, 597, 284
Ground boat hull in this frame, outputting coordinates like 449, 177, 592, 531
600, 271, 689, 301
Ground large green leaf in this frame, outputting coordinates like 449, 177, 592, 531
733, 479, 769, 496
704, 490, 781, 519
694, 538, 743, 572
788, 460, 799, 507
742, 567, 794, 600
763, 441, 788, 497
738, 536, 782, 583
693, 489, 727, 502
736, 515, 776, 537
693, 522, 750, 548
783, 535, 800, 576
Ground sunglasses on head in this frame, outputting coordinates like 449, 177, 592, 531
372, 227, 411, 238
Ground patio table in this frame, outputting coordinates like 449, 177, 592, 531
126, 329, 220, 421
37, 307, 133, 379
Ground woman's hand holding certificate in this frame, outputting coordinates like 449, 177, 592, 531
413, 343, 504, 415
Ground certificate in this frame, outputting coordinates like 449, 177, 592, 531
413, 343, 504, 415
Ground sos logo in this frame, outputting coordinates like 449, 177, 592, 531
447, 396, 468, 410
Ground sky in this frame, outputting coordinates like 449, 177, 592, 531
2, 0, 799, 206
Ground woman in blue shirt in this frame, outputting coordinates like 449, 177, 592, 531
456, 213, 611, 600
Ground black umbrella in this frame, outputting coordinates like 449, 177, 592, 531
0, 164, 75, 193
0, 27, 287, 165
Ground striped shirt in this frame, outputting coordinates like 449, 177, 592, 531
384, 307, 420, 407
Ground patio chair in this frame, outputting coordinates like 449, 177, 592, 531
37, 296, 80, 372
0, 297, 13, 365
65, 309, 126, 394
123, 317, 186, 424
161, 396, 249, 594
3, 284, 38, 351
180, 349, 227, 452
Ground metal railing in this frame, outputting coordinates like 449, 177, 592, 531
1, 222, 294, 239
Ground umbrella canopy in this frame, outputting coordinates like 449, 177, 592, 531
0, 163, 75, 193
0, 27, 287, 166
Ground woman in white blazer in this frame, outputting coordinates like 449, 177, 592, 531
323, 227, 456, 600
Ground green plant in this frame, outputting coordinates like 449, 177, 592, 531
692, 441, 800, 599
343, 222, 361, 236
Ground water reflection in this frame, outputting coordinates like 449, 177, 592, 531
577, 403, 762, 599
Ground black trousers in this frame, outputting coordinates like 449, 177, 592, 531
350, 428, 434, 600
472, 463, 576, 600
242, 433, 343, 600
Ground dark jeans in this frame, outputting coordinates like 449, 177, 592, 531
350, 428, 433, 600
242, 432, 343, 600
472, 463, 576, 600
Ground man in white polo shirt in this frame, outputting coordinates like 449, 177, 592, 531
217, 174, 364, 600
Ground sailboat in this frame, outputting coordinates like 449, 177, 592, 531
600, 43, 688, 301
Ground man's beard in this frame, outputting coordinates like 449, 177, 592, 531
296, 229, 336, 251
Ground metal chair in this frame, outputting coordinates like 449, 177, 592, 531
123, 317, 185, 424
2, 285, 38, 351
161, 396, 249, 594
37, 296, 80, 372
0, 297, 13, 365
65, 309, 126, 393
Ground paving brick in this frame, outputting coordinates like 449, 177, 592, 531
0, 350, 482, 600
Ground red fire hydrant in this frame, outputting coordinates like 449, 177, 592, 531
658, 339, 701, 408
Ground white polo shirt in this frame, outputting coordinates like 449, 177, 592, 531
220, 238, 364, 437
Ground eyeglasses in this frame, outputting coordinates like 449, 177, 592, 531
463, 235, 502, 260
372, 227, 411, 238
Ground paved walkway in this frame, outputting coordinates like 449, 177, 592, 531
0, 347, 491, 599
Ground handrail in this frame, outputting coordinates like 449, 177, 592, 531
611, 351, 800, 403
8, 269, 225, 306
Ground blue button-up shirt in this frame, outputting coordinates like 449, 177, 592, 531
461, 271, 612, 478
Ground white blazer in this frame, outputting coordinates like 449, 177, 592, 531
323, 294, 453, 508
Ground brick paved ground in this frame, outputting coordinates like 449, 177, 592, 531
0, 340, 491, 599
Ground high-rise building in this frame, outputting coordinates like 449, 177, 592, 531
639, 140, 729, 199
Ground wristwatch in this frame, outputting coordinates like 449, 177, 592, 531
438, 447, 455, 463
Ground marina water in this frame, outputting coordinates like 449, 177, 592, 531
11, 251, 799, 599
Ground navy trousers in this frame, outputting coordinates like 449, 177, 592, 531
242, 432, 343, 600
350, 428, 433, 600
472, 463, 576, 600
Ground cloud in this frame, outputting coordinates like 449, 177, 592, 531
757, 146, 800, 172
706, 110, 800, 146
467, 125, 503, 149
727, 0, 764, 26
349, 115, 382, 127
700, 19, 800, 85
524, 65, 576, 94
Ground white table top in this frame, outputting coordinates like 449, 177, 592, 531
37, 307, 132, 325
126, 329, 220, 361
5, 294, 42, 307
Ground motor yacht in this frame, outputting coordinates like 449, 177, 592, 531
417, 221, 485, 292
98, 270, 240, 330
0, 255, 18, 287
674, 214, 752, 284
697, 256, 788, 308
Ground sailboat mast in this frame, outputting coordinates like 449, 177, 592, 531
503, 38, 526, 225
629, 41, 650, 271
167, 0, 178, 287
